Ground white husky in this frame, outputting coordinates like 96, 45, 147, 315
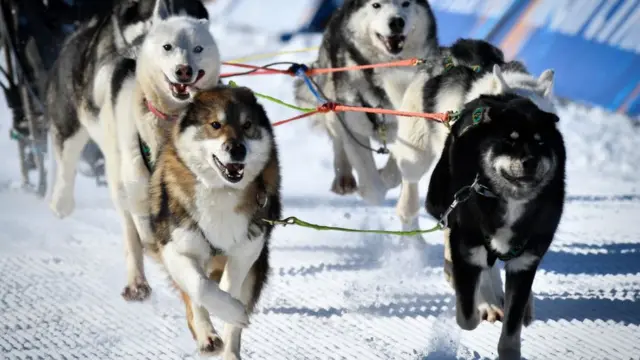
52, 0, 221, 301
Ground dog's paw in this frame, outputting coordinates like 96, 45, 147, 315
121, 278, 152, 301
331, 174, 357, 195
476, 268, 505, 323
198, 332, 224, 356
50, 192, 75, 218
478, 302, 504, 323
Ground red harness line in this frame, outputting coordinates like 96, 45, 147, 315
220, 58, 422, 78
271, 102, 450, 127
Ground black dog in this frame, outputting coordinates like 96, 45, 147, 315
426, 93, 566, 359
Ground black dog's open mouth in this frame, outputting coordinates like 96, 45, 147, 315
213, 155, 244, 183
501, 171, 537, 185
169, 70, 206, 100
376, 33, 405, 54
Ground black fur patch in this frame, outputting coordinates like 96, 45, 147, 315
449, 38, 505, 69
111, 58, 137, 107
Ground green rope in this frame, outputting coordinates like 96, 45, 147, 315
262, 216, 443, 236
228, 80, 315, 113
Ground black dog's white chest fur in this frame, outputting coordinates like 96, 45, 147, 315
461, 193, 537, 269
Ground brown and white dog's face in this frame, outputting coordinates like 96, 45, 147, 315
174, 87, 274, 189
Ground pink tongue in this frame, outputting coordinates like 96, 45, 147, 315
173, 84, 187, 93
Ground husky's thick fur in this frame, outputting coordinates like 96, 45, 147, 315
425, 93, 565, 359
148, 87, 281, 358
50, 0, 221, 301
293, 0, 438, 205
47, 0, 208, 217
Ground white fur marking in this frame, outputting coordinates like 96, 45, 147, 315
192, 187, 251, 254
467, 246, 489, 268
506, 252, 540, 272
489, 199, 526, 254
510, 131, 519, 140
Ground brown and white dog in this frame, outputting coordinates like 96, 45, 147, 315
147, 86, 281, 359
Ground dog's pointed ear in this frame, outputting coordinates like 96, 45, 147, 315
538, 69, 555, 97
152, 0, 170, 21
492, 64, 510, 93
541, 109, 560, 124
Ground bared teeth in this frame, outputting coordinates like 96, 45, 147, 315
172, 84, 188, 93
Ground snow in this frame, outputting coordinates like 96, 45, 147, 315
1, 1, 640, 359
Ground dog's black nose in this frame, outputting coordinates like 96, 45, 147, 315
522, 156, 537, 173
175, 65, 193, 82
224, 141, 247, 162
389, 17, 405, 33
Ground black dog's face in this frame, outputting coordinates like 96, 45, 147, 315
480, 102, 560, 199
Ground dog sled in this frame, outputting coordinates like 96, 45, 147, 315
0, 0, 109, 196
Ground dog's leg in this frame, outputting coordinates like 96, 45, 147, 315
180, 289, 224, 355
396, 180, 420, 231
219, 233, 265, 360
49, 127, 89, 218
394, 133, 438, 232
336, 116, 386, 205
329, 127, 357, 195
162, 234, 249, 327
451, 228, 485, 331
120, 211, 152, 301
498, 256, 540, 360
379, 154, 401, 190
476, 266, 505, 323
523, 291, 535, 327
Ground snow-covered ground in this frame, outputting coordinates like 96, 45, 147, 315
1, 1, 640, 359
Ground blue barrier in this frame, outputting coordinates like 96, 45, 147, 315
287, 0, 640, 116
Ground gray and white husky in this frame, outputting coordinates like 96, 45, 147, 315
51, 0, 221, 301
293, 0, 438, 205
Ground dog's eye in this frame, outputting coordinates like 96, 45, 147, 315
402, 1, 410, 7
243, 121, 252, 130
372, 2, 381, 9
163, 44, 172, 51
211, 121, 221, 130
193, 45, 203, 53
533, 133, 544, 145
